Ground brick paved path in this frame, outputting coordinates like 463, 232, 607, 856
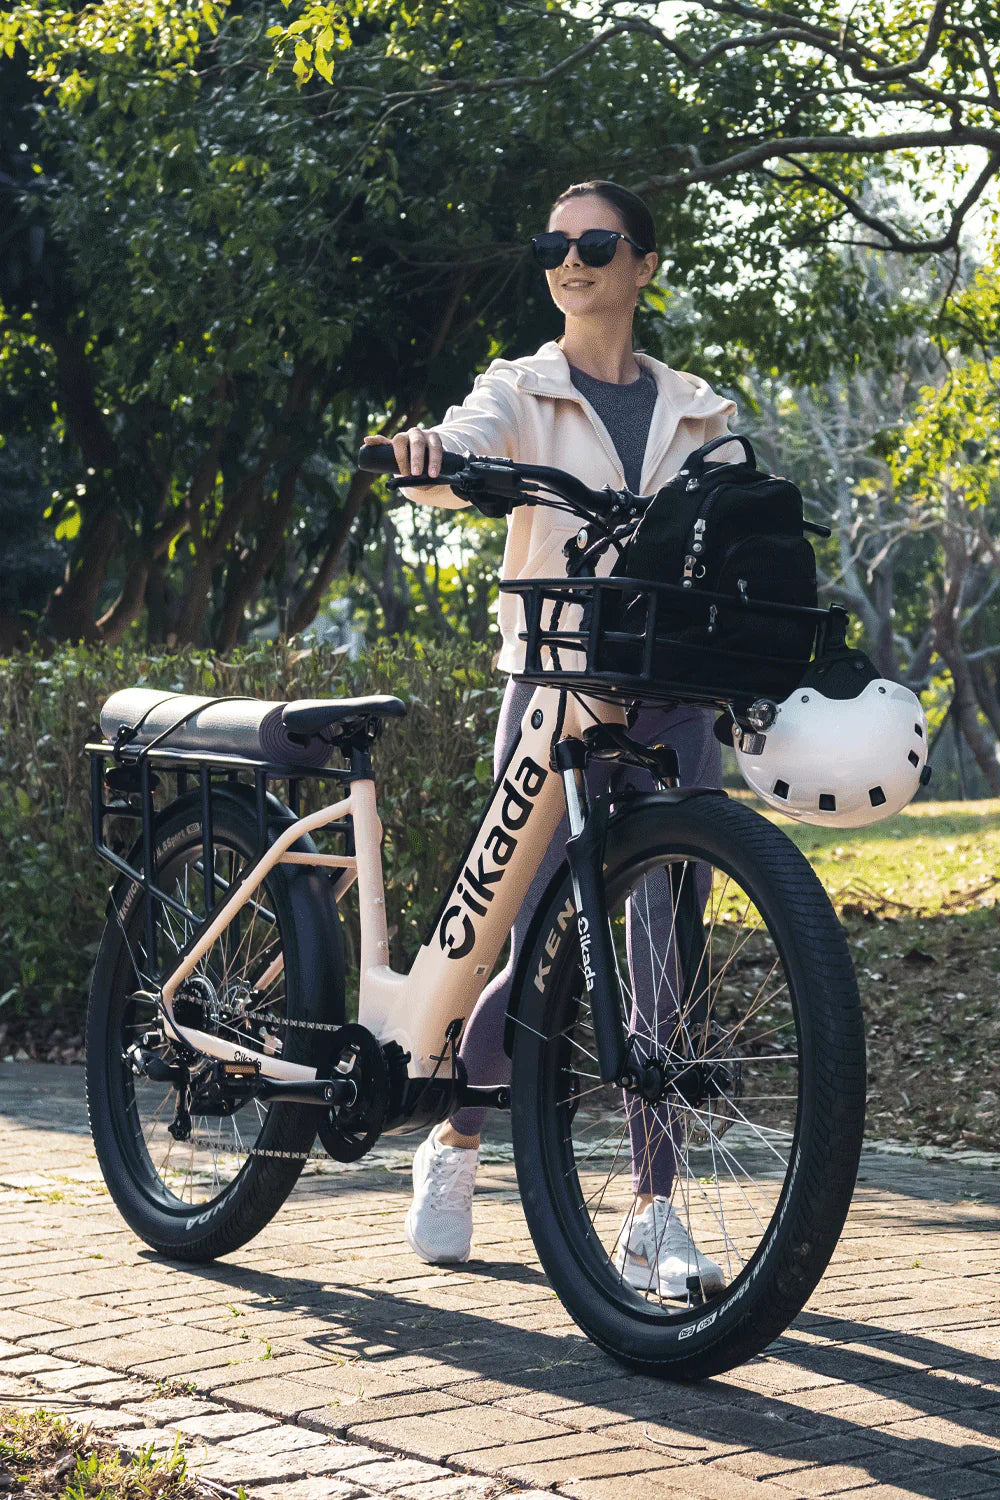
1, 1061, 999, 1499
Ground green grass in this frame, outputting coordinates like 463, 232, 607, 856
0, 1408, 239, 1500
771, 800, 1000, 1151
781, 799, 1000, 916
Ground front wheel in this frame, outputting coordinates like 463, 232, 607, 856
510, 792, 865, 1380
86, 791, 343, 1261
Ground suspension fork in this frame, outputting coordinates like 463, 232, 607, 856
555, 738, 628, 1085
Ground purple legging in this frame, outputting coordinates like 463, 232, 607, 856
449, 679, 722, 1196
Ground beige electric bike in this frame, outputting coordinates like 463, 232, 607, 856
84, 447, 866, 1380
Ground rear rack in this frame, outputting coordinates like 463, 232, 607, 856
86, 740, 351, 976
502, 576, 841, 710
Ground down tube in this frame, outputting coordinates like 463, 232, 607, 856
358, 685, 568, 1076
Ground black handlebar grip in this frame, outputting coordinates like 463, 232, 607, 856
357, 443, 467, 478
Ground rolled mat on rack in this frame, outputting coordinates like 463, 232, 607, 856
99, 688, 334, 769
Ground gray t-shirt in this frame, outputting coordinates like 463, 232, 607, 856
569, 364, 658, 493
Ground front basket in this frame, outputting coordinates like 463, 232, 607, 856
501, 576, 837, 710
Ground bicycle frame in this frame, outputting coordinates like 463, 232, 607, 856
91, 684, 627, 1090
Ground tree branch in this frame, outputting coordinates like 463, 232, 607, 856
767, 150, 1000, 254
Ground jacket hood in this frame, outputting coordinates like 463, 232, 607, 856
502, 340, 733, 420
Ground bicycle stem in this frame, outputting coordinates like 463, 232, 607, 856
556, 738, 629, 1085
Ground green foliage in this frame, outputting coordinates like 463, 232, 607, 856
0, 436, 65, 639
4, 0, 993, 649
266, 1, 351, 83
0, 638, 500, 1038
893, 258, 1000, 500
0, 1404, 195, 1500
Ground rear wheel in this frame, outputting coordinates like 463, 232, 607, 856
86, 793, 343, 1260
510, 792, 865, 1379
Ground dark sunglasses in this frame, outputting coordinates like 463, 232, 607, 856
530, 228, 650, 269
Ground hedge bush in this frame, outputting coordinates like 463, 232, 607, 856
0, 638, 502, 1046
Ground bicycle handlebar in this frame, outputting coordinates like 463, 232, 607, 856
356, 443, 641, 525
359, 443, 468, 478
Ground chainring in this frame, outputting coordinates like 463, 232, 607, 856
317, 1024, 390, 1162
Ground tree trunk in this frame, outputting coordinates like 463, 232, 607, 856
953, 713, 968, 800
287, 467, 375, 635
867, 558, 896, 678
44, 507, 121, 642
934, 627, 1000, 795
215, 464, 301, 652
171, 557, 214, 646
44, 326, 118, 471
359, 513, 410, 637
146, 556, 170, 644
969, 658, 1000, 743
96, 557, 150, 644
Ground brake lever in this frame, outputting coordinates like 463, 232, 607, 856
386, 473, 449, 490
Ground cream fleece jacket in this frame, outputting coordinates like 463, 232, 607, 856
404, 339, 736, 673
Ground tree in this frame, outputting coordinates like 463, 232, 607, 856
346, 499, 504, 644
0, 437, 65, 649
0, 2, 614, 646
886, 308, 1000, 791
738, 244, 1000, 790
4, 0, 998, 648
737, 247, 948, 682
269, 0, 1000, 259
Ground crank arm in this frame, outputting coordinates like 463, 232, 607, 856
455, 1083, 511, 1111
126, 1045, 356, 1111
254, 1077, 359, 1108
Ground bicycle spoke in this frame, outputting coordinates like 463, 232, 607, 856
534, 834, 812, 1323
115, 836, 289, 1211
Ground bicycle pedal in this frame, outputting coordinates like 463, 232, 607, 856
218, 1060, 260, 1080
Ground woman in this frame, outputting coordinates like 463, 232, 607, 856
364, 180, 734, 1297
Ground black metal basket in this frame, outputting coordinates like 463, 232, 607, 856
501, 576, 837, 710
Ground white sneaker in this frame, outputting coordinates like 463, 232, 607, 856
404, 1127, 479, 1265
614, 1197, 725, 1298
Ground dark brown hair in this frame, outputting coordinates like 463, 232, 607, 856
549, 180, 656, 255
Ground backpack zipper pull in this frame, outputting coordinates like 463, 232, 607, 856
692, 517, 707, 554
707, 603, 718, 635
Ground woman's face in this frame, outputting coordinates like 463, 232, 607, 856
544, 193, 657, 323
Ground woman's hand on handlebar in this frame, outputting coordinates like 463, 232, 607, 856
362, 429, 444, 480
358, 442, 628, 525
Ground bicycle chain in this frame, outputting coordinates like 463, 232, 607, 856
248, 1148, 313, 1160
246, 1014, 344, 1034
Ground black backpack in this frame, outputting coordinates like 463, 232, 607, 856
578, 435, 826, 701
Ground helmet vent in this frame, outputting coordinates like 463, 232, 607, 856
869, 786, 887, 807
908, 750, 920, 767
818, 793, 837, 812
914, 722, 924, 738
773, 779, 790, 800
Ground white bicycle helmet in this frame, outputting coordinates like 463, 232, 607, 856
733, 669, 929, 828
